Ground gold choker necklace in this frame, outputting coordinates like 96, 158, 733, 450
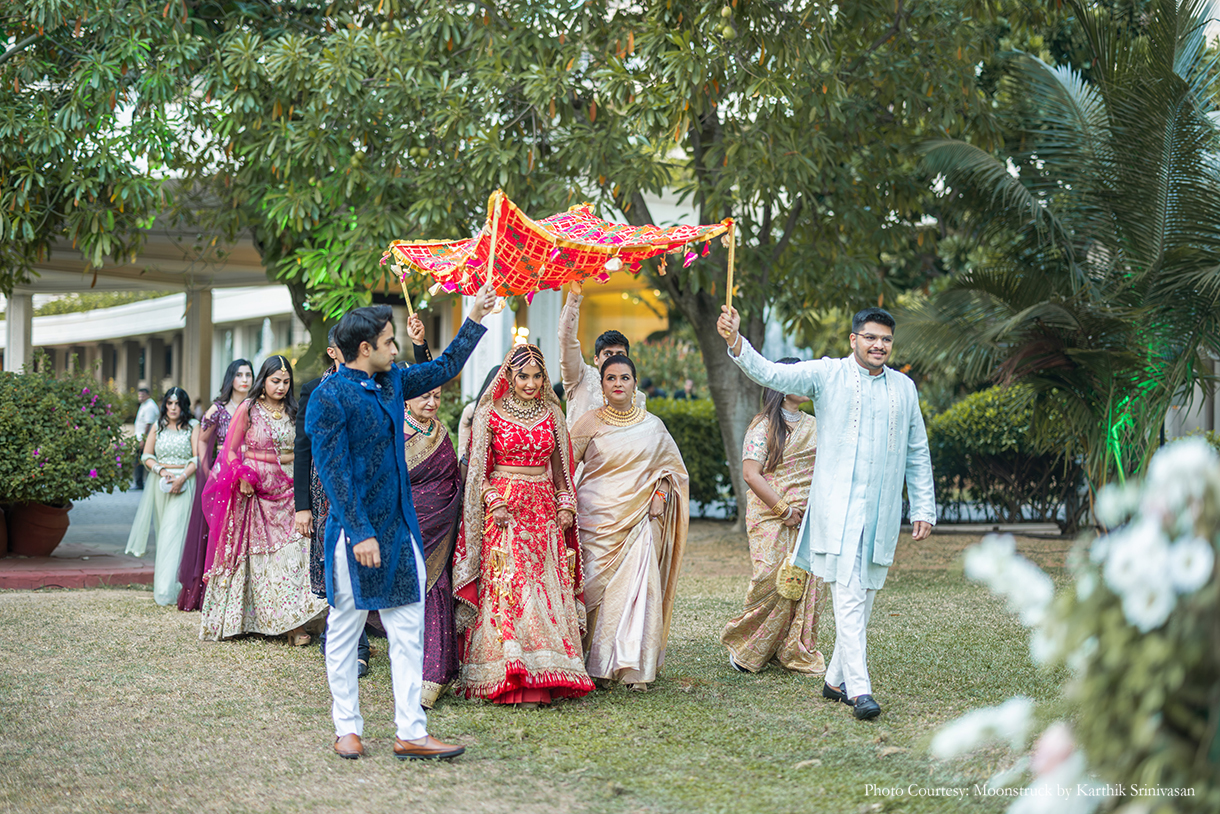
260, 398, 284, 420
597, 403, 644, 427
502, 391, 545, 422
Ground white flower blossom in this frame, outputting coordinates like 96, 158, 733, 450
1167, 536, 1215, 594
1030, 721, 1075, 777
1065, 636, 1098, 674
1120, 580, 1177, 633
1102, 518, 1169, 596
1094, 481, 1140, 527
1010, 751, 1104, 814
964, 535, 1054, 629
1089, 534, 1111, 565
1143, 437, 1218, 514
1076, 570, 1097, 601
964, 533, 1016, 587
1008, 557, 1055, 627
1029, 626, 1061, 666
930, 696, 1034, 759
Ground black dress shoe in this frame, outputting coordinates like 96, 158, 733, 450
357, 658, 369, 678
822, 682, 849, 704
852, 694, 881, 720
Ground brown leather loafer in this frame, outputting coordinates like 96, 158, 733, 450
334, 733, 364, 759
393, 735, 465, 760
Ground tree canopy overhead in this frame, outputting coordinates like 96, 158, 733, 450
174, 0, 1006, 513
5, 0, 1016, 516
0, 0, 204, 291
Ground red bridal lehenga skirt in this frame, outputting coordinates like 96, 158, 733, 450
457, 473, 594, 704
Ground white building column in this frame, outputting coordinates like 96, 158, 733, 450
67, 346, 86, 374
392, 305, 412, 361
529, 289, 563, 384
183, 288, 214, 404
3, 293, 33, 373
116, 340, 140, 392
461, 298, 513, 402
145, 337, 166, 389
84, 345, 102, 382
170, 333, 183, 386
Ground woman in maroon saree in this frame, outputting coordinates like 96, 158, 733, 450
403, 386, 462, 708
177, 359, 252, 611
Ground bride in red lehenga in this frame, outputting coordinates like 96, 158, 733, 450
453, 345, 594, 706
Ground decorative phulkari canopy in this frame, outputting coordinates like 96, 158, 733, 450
383, 190, 733, 301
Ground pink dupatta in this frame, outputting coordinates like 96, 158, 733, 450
201, 400, 295, 579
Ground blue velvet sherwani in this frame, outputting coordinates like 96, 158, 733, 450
306, 318, 486, 610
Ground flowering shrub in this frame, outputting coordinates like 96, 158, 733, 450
0, 370, 135, 506
933, 438, 1219, 812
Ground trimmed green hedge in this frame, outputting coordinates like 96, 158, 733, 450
648, 398, 732, 512
927, 384, 1086, 532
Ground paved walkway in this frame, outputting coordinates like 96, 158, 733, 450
1, 489, 158, 590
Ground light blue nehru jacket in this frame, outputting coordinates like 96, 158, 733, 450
728, 339, 936, 588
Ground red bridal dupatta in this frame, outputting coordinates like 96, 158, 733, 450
452, 348, 593, 703
198, 400, 326, 640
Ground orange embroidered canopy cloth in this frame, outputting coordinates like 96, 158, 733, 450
383, 190, 732, 300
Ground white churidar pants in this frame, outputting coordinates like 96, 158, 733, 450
326, 531, 427, 741
823, 534, 878, 699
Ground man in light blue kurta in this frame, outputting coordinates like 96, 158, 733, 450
718, 305, 936, 720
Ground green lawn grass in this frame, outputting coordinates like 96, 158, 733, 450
0, 529, 1064, 814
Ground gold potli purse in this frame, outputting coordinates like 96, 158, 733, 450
774, 500, 809, 601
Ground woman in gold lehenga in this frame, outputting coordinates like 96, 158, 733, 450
721, 358, 827, 674
570, 355, 689, 691
453, 345, 593, 706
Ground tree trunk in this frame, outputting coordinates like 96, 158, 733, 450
682, 286, 761, 533
624, 194, 760, 532
283, 276, 327, 374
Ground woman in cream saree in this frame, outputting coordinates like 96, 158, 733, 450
721, 359, 826, 674
570, 355, 689, 690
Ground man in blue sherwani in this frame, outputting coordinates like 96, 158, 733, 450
717, 304, 936, 722
308, 281, 496, 760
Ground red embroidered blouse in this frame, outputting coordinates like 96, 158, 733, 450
490, 409, 556, 467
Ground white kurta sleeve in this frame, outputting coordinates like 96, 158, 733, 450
727, 337, 826, 397
558, 291, 586, 396
903, 397, 937, 525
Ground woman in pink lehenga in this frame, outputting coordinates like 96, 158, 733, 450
199, 355, 327, 643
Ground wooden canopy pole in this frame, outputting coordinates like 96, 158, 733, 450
725, 220, 737, 309
486, 191, 505, 313
399, 274, 416, 319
